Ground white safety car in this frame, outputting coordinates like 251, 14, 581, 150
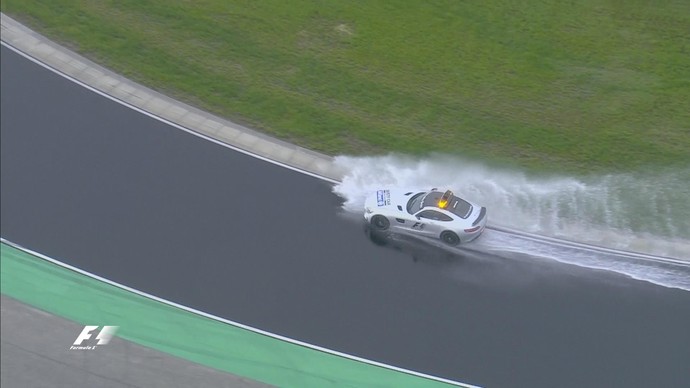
364, 188, 487, 245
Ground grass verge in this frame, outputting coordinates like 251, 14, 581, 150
3, 1, 689, 172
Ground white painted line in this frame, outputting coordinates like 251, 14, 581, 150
0, 41, 340, 185
1, 238, 480, 388
487, 226, 689, 266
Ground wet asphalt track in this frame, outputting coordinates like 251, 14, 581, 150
3, 46, 690, 388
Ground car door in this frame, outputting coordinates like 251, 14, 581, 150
412, 209, 453, 237
390, 212, 417, 231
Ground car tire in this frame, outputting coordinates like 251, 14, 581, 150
371, 215, 390, 231
364, 223, 389, 246
440, 231, 460, 246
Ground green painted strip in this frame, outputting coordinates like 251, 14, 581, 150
1, 242, 471, 388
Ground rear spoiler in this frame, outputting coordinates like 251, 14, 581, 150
472, 207, 487, 226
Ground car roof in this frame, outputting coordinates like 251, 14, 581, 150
421, 191, 473, 218
418, 206, 457, 219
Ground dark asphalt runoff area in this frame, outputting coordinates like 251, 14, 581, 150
1, 295, 270, 388
3, 46, 690, 388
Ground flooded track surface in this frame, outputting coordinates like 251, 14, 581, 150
3, 46, 690, 388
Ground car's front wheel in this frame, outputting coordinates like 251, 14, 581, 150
440, 231, 460, 246
371, 215, 390, 231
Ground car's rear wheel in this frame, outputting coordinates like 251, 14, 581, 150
371, 215, 390, 231
440, 231, 460, 246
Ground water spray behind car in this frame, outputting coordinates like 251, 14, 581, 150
332, 153, 690, 260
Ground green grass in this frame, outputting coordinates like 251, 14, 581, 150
3, 0, 689, 172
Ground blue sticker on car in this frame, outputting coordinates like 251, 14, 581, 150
376, 190, 391, 206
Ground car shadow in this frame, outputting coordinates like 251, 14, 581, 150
363, 224, 477, 266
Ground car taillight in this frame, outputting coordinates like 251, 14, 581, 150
464, 226, 481, 233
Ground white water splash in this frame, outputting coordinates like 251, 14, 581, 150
333, 154, 690, 260
471, 229, 690, 291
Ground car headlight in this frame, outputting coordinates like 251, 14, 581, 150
365, 207, 373, 214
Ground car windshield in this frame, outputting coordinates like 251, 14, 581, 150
406, 192, 425, 214
422, 191, 473, 218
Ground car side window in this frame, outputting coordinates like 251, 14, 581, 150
417, 210, 452, 221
